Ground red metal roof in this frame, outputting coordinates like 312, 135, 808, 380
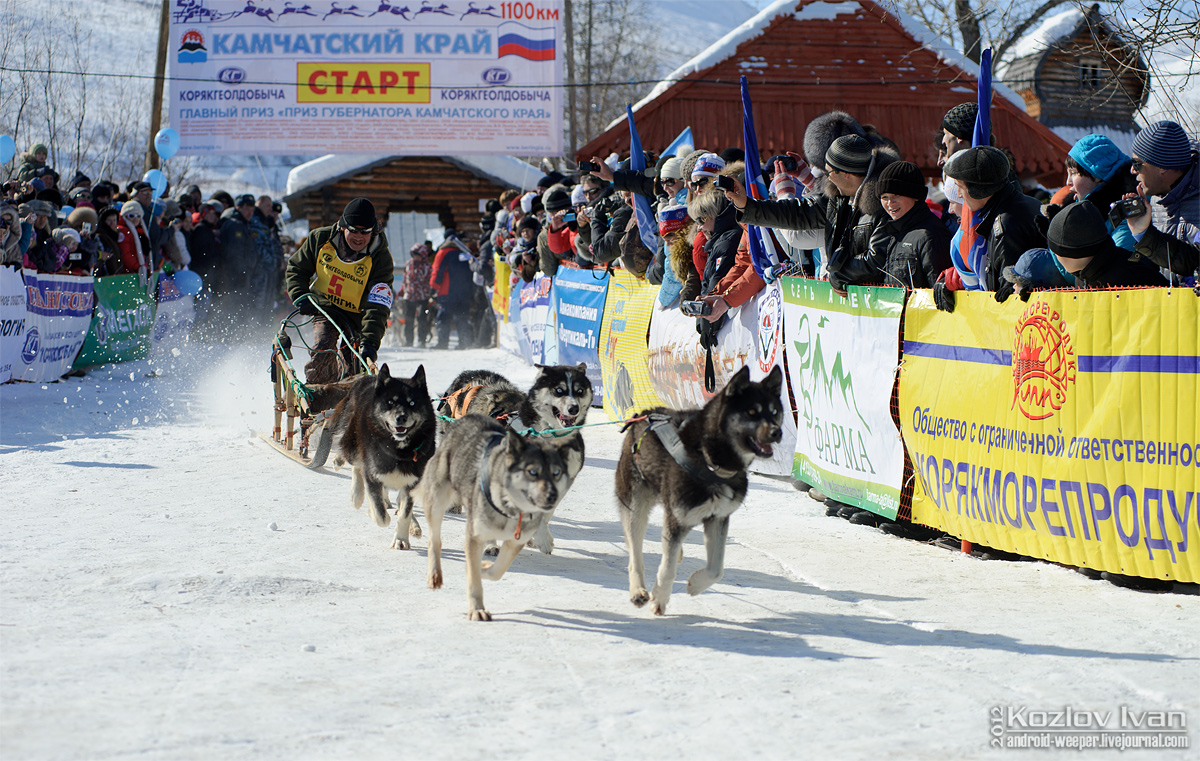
577, 0, 1070, 186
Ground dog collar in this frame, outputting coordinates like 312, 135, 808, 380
477, 432, 526, 539
642, 413, 740, 485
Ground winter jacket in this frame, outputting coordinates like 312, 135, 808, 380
285, 224, 394, 352
708, 230, 765, 308
1135, 158, 1200, 279
971, 180, 1046, 291
186, 221, 223, 282
116, 219, 151, 275
588, 191, 630, 265
1074, 160, 1138, 250
1072, 242, 1168, 289
619, 213, 654, 277
838, 202, 952, 289
546, 223, 578, 266
219, 210, 258, 284
429, 239, 475, 305
401, 255, 433, 301
0, 206, 22, 265
699, 202, 742, 296
739, 149, 900, 276
14, 151, 46, 183
692, 229, 708, 280
610, 167, 657, 200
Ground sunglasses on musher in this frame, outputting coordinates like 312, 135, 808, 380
344, 225, 374, 235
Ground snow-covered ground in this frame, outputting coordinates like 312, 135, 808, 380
2, 333, 1198, 760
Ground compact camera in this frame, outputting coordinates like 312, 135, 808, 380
680, 300, 713, 317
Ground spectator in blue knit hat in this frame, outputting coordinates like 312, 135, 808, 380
1063, 134, 1138, 250
1122, 120, 1198, 281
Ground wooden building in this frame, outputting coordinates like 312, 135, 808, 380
282, 155, 540, 238
577, 0, 1071, 185
1000, 4, 1148, 153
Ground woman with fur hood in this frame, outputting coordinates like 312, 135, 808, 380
115, 200, 152, 279
0, 204, 25, 266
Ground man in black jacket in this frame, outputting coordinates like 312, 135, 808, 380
942, 146, 1045, 301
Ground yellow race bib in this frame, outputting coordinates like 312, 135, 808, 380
312, 241, 371, 313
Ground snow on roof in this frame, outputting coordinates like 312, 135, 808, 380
285, 154, 541, 198
1007, 7, 1087, 61
609, 0, 1026, 131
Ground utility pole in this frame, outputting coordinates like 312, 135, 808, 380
146, 0, 169, 172
564, 0, 577, 160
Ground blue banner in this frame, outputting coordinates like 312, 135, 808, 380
553, 266, 608, 398
517, 274, 552, 365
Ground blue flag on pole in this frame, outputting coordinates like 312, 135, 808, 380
741, 76, 779, 279
626, 104, 661, 255
664, 126, 694, 159
974, 48, 992, 148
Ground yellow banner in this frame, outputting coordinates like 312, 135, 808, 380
900, 289, 1200, 582
598, 269, 664, 421
492, 254, 511, 319
297, 62, 431, 103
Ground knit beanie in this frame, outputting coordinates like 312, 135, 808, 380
537, 172, 565, 189
942, 102, 978, 141
691, 153, 725, 180
659, 157, 684, 181
120, 200, 144, 219
824, 135, 873, 175
657, 204, 689, 236
1069, 134, 1128, 181
1130, 120, 1194, 170
543, 186, 571, 212
944, 146, 1009, 197
517, 215, 541, 235
519, 191, 538, 214
877, 161, 927, 200
410, 242, 429, 257
340, 197, 376, 229
52, 227, 81, 246
30, 143, 48, 156
570, 185, 587, 206
1047, 201, 1110, 259
719, 147, 745, 164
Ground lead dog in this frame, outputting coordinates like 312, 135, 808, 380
615, 365, 784, 615
420, 414, 569, 621
328, 364, 436, 549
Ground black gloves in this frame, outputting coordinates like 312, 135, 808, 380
933, 281, 956, 313
296, 298, 318, 316
361, 343, 378, 363
993, 280, 1015, 303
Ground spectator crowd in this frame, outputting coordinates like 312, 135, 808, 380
458, 110, 1196, 349
2, 144, 294, 327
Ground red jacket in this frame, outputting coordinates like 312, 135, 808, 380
692, 229, 708, 279
548, 225, 577, 256
710, 229, 765, 308
429, 244, 455, 297
116, 219, 150, 274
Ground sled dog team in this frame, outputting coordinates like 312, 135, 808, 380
323, 361, 784, 621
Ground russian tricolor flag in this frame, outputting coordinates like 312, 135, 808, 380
498, 23, 556, 61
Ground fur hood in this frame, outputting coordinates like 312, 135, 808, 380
823, 146, 902, 218
804, 111, 866, 171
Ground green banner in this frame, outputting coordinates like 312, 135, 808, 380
73, 274, 157, 368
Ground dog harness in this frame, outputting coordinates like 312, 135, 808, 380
477, 432, 526, 540
443, 384, 484, 419
627, 413, 740, 486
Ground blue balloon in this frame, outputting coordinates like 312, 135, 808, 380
173, 270, 203, 296
154, 127, 181, 161
143, 168, 168, 197
0, 135, 14, 165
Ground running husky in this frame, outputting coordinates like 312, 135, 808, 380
421, 414, 569, 621
439, 364, 593, 554
328, 364, 436, 550
615, 365, 784, 615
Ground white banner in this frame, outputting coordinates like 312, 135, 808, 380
647, 298, 754, 411
781, 278, 906, 518
169, 0, 564, 155
0, 266, 27, 383
747, 280, 799, 477
14, 270, 94, 383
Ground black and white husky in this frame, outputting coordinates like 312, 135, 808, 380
420, 414, 569, 621
615, 365, 784, 615
439, 363, 593, 554
327, 364, 437, 549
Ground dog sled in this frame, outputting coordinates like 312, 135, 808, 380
261, 299, 376, 469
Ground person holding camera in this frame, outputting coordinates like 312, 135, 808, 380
1047, 201, 1166, 289
286, 197, 394, 382
1060, 134, 1139, 251
1, 204, 26, 266
588, 185, 631, 266
1121, 120, 1199, 283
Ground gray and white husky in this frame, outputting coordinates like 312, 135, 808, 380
615, 365, 784, 616
420, 414, 569, 621
438, 363, 593, 554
